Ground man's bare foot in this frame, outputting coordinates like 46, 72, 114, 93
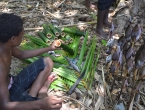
96, 29, 108, 40
38, 72, 57, 98
104, 21, 112, 29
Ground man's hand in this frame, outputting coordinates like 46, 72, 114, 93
50, 40, 61, 50
41, 95, 63, 110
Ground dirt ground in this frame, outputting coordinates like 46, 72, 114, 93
1, 0, 145, 110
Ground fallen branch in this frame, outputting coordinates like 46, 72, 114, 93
46, 10, 63, 19
56, 0, 66, 8
24, 21, 97, 31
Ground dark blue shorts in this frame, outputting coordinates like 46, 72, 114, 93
9, 58, 45, 101
98, 0, 116, 10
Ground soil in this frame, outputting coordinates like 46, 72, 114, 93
1, 0, 145, 109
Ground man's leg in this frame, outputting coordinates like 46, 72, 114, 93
96, 0, 113, 38
38, 72, 57, 98
28, 57, 53, 97
96, 9, 108, 38
103, 8, 112, 28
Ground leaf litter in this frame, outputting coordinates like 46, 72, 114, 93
1, 0, 145, 109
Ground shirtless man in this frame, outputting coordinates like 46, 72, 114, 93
0, 13, 63, 110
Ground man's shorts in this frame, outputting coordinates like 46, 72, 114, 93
9, 58, 45, 101
98, 0, 116, 10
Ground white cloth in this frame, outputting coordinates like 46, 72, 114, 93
8, 76, 13, 89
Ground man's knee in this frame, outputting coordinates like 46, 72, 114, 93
43, 57, 53, 68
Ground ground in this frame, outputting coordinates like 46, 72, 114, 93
1, 0, 145, 110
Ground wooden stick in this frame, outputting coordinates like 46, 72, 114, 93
56, 0, 66, 8
24, 21, 97, 31
46, 10, 63, 19
25, 27, 43, 31
118, 70, 128, 100
111, 62, 119, 92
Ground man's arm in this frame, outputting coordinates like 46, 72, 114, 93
12, 46, 53, 60
12, 41, 58, 59
2, 100, 41, 110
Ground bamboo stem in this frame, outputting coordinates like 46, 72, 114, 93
47, 34, 52, 38
61, 32, 66, 37
54, 40, 61, 47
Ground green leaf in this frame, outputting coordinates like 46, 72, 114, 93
50, 84, 67, 91
101, 39, 107, 46
91, 14, 97, 20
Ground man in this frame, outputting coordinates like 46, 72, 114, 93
84, 0, 116, 39
0, 13, 63, 110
